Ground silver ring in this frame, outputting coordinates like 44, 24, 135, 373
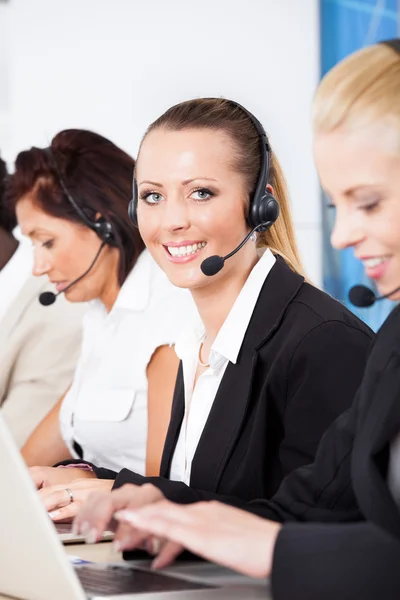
65, 488, 74, 504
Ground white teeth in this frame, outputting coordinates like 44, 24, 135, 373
363, 257, 388, 268
167, 242, 206, 257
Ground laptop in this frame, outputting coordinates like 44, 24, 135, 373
0, 414, 269, 599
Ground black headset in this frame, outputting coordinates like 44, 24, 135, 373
381, 38, 400, 54
128, 99, 279, 232
44, 147, 116, 245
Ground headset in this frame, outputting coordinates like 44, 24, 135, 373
128, 99, 279, 232
44, 147, 116, 245
381, 38, 400, 54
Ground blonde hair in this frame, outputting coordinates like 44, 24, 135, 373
313, 43, 400, 136
142, 98, 305, 277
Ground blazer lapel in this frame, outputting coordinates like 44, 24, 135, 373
160, 362, 185, 477
190, 257, 305, 492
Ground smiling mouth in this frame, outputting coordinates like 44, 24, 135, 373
164, 242, 207, 257
361, 256, 390, 269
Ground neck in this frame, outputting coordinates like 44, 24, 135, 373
192, 248, 259, 347
98, 250, 121, 312
0, 228, 18, 272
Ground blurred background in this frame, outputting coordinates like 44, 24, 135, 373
0, 0, 398, 329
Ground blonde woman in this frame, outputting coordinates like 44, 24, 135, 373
101, 41, 400, 600
57, 98, 374, 527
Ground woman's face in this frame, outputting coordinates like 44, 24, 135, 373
136, 127, 257, 291
314, 121, 400, 301
16, 196, 119, 303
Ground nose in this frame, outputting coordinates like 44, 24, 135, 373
162, 195, 190, 233
32, 247, 51, 277
330, 209, 365, 251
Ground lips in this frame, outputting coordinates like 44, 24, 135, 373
51, 281, 69, 293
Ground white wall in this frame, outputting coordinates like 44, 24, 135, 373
2, 0, 321, 283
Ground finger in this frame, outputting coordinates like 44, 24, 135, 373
152, 541, 183, 569
49, 502, 79, 523
114, 524, 150, 552
41, 489, 71, 512
74, 484, 138, 538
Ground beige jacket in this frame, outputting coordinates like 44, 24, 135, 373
0, 275, 85, 446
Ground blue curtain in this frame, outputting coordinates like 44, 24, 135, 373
320, 0, 399, 331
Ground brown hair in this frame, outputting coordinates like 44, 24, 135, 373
0, 157, 16, 233
140, 98, 305, 276
5, 129, 144, 284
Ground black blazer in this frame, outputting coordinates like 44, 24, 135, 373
245, 303, 400, 600
108, 258, 373, 504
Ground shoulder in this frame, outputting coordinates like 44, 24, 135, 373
17, 276, 85, 333
286, 282, 374, 340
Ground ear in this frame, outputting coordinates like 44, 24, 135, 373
266, 184, 275, 196
95, 211, 103, 222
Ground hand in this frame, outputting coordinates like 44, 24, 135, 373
73, 483, 165, 546
115, 500, 282, 579
38, 478, 115, 522
29, 466, 95, 489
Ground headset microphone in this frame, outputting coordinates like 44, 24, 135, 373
201, 220, 277, 277
348, 283, 400, 308
39, 241, 107, 306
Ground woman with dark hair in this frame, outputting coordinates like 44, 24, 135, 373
7, 129, 196, 514
0, 155, 84, 446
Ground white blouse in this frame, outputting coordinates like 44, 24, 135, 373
59, 249, 197, 475
169, 249, 276, 484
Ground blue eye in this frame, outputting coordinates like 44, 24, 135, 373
141, 192, 163, 205
191, 188, 214, 201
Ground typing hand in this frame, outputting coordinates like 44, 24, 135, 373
115, 500, 282, 578
72, 483, 165, 546
38, 478, 114, 522
29, 466, 96, 489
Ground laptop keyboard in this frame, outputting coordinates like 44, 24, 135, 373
75, 563, 213, 596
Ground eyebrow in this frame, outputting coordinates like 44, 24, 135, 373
138, 177, 218, 187
26, 228, 52, 238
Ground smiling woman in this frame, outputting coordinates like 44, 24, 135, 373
70, 98, 375, 540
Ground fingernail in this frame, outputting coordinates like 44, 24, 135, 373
151, 556, 162, 570
85, 528, 98, 544
113, 540, 121, 553
148, 538, 161, 556
49, 511, 60, 520
71, 522, 79, 536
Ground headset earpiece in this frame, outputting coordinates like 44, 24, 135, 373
249, 191, 280, 232
93, 218, 115, 243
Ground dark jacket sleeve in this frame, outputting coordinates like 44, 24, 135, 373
271, 521, 400, 600
279, 320, 372, 476
245, 390, 362, 522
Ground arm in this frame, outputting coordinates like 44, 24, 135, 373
278, 321, 372, 475
146, 345, 180, 477
2, 310, 82, 447
21, 391, 72, 467
271, 521, 400, 600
